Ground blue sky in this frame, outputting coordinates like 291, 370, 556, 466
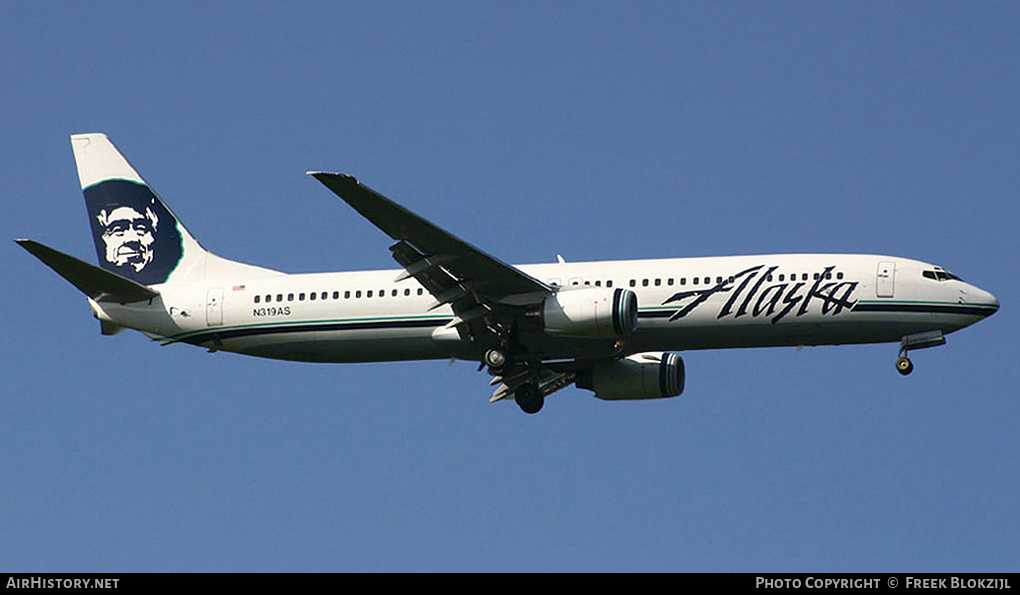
2, 2, 1017, 571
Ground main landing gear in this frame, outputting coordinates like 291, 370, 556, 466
895, 330, 946, 376
483, 346, 510, 375
513, 382, 544, 415
483, 344, 545, 414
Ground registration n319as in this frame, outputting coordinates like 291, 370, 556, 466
18, 134, 999, 414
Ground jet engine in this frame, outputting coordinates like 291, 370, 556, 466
576, 352, 685, 400
542, 287, 638, 339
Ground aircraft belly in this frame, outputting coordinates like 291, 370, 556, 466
220, 327, 452, 363
626, 309, 975, 351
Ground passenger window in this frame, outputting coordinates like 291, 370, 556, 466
254, 295, 260, 303
629, 279, 636, 287
606, 280, 613, 288
642, 279, 649, 287
277, 294, 283, 302
309, 292, 316, 301
356, 290, 362, 298
299, 293, 305, 301
287, 293, 294, 301
836, 272, 844, 280
417, 288, 423, 295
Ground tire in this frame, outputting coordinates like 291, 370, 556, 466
514, 383, 544, 414
484, 347, 510, 373
484, 347, 506, 367
895, 356, 914, 376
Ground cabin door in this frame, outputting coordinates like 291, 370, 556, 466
876, 262, 896, 298
206, 288, 224, 326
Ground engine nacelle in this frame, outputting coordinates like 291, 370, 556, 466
542, 287, 638, 339
576, 352, 685, 401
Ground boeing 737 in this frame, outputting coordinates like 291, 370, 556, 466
17, 134, 999, 413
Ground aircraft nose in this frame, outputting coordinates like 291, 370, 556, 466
966, 284, 999, 318
984, 290, 1000, 317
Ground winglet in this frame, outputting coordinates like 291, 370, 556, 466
16, 239, 160, 303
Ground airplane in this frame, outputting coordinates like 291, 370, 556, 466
17, 133, 999, 414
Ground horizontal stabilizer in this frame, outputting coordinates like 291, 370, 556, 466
16, 239, 160, 303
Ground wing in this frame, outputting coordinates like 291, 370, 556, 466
309, 173, 554, 341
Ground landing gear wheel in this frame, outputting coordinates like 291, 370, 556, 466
895, 356, 914, 376
484, 347, 510, 374
514, 383, 544, 414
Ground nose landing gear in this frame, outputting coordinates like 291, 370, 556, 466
895, 330, 946, 376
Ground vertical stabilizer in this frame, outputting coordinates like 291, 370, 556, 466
71, 133, 210, 285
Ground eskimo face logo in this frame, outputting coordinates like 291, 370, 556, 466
84, 180, 184, 285
97, 205, 159, 272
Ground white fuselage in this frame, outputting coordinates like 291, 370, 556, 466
28, 133, 995, 413
91, 253, 999, 364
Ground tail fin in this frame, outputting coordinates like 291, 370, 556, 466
71, 134, 278, 285
72, 133, 206, 285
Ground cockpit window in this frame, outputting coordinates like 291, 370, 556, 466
922, 269, 962, 282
